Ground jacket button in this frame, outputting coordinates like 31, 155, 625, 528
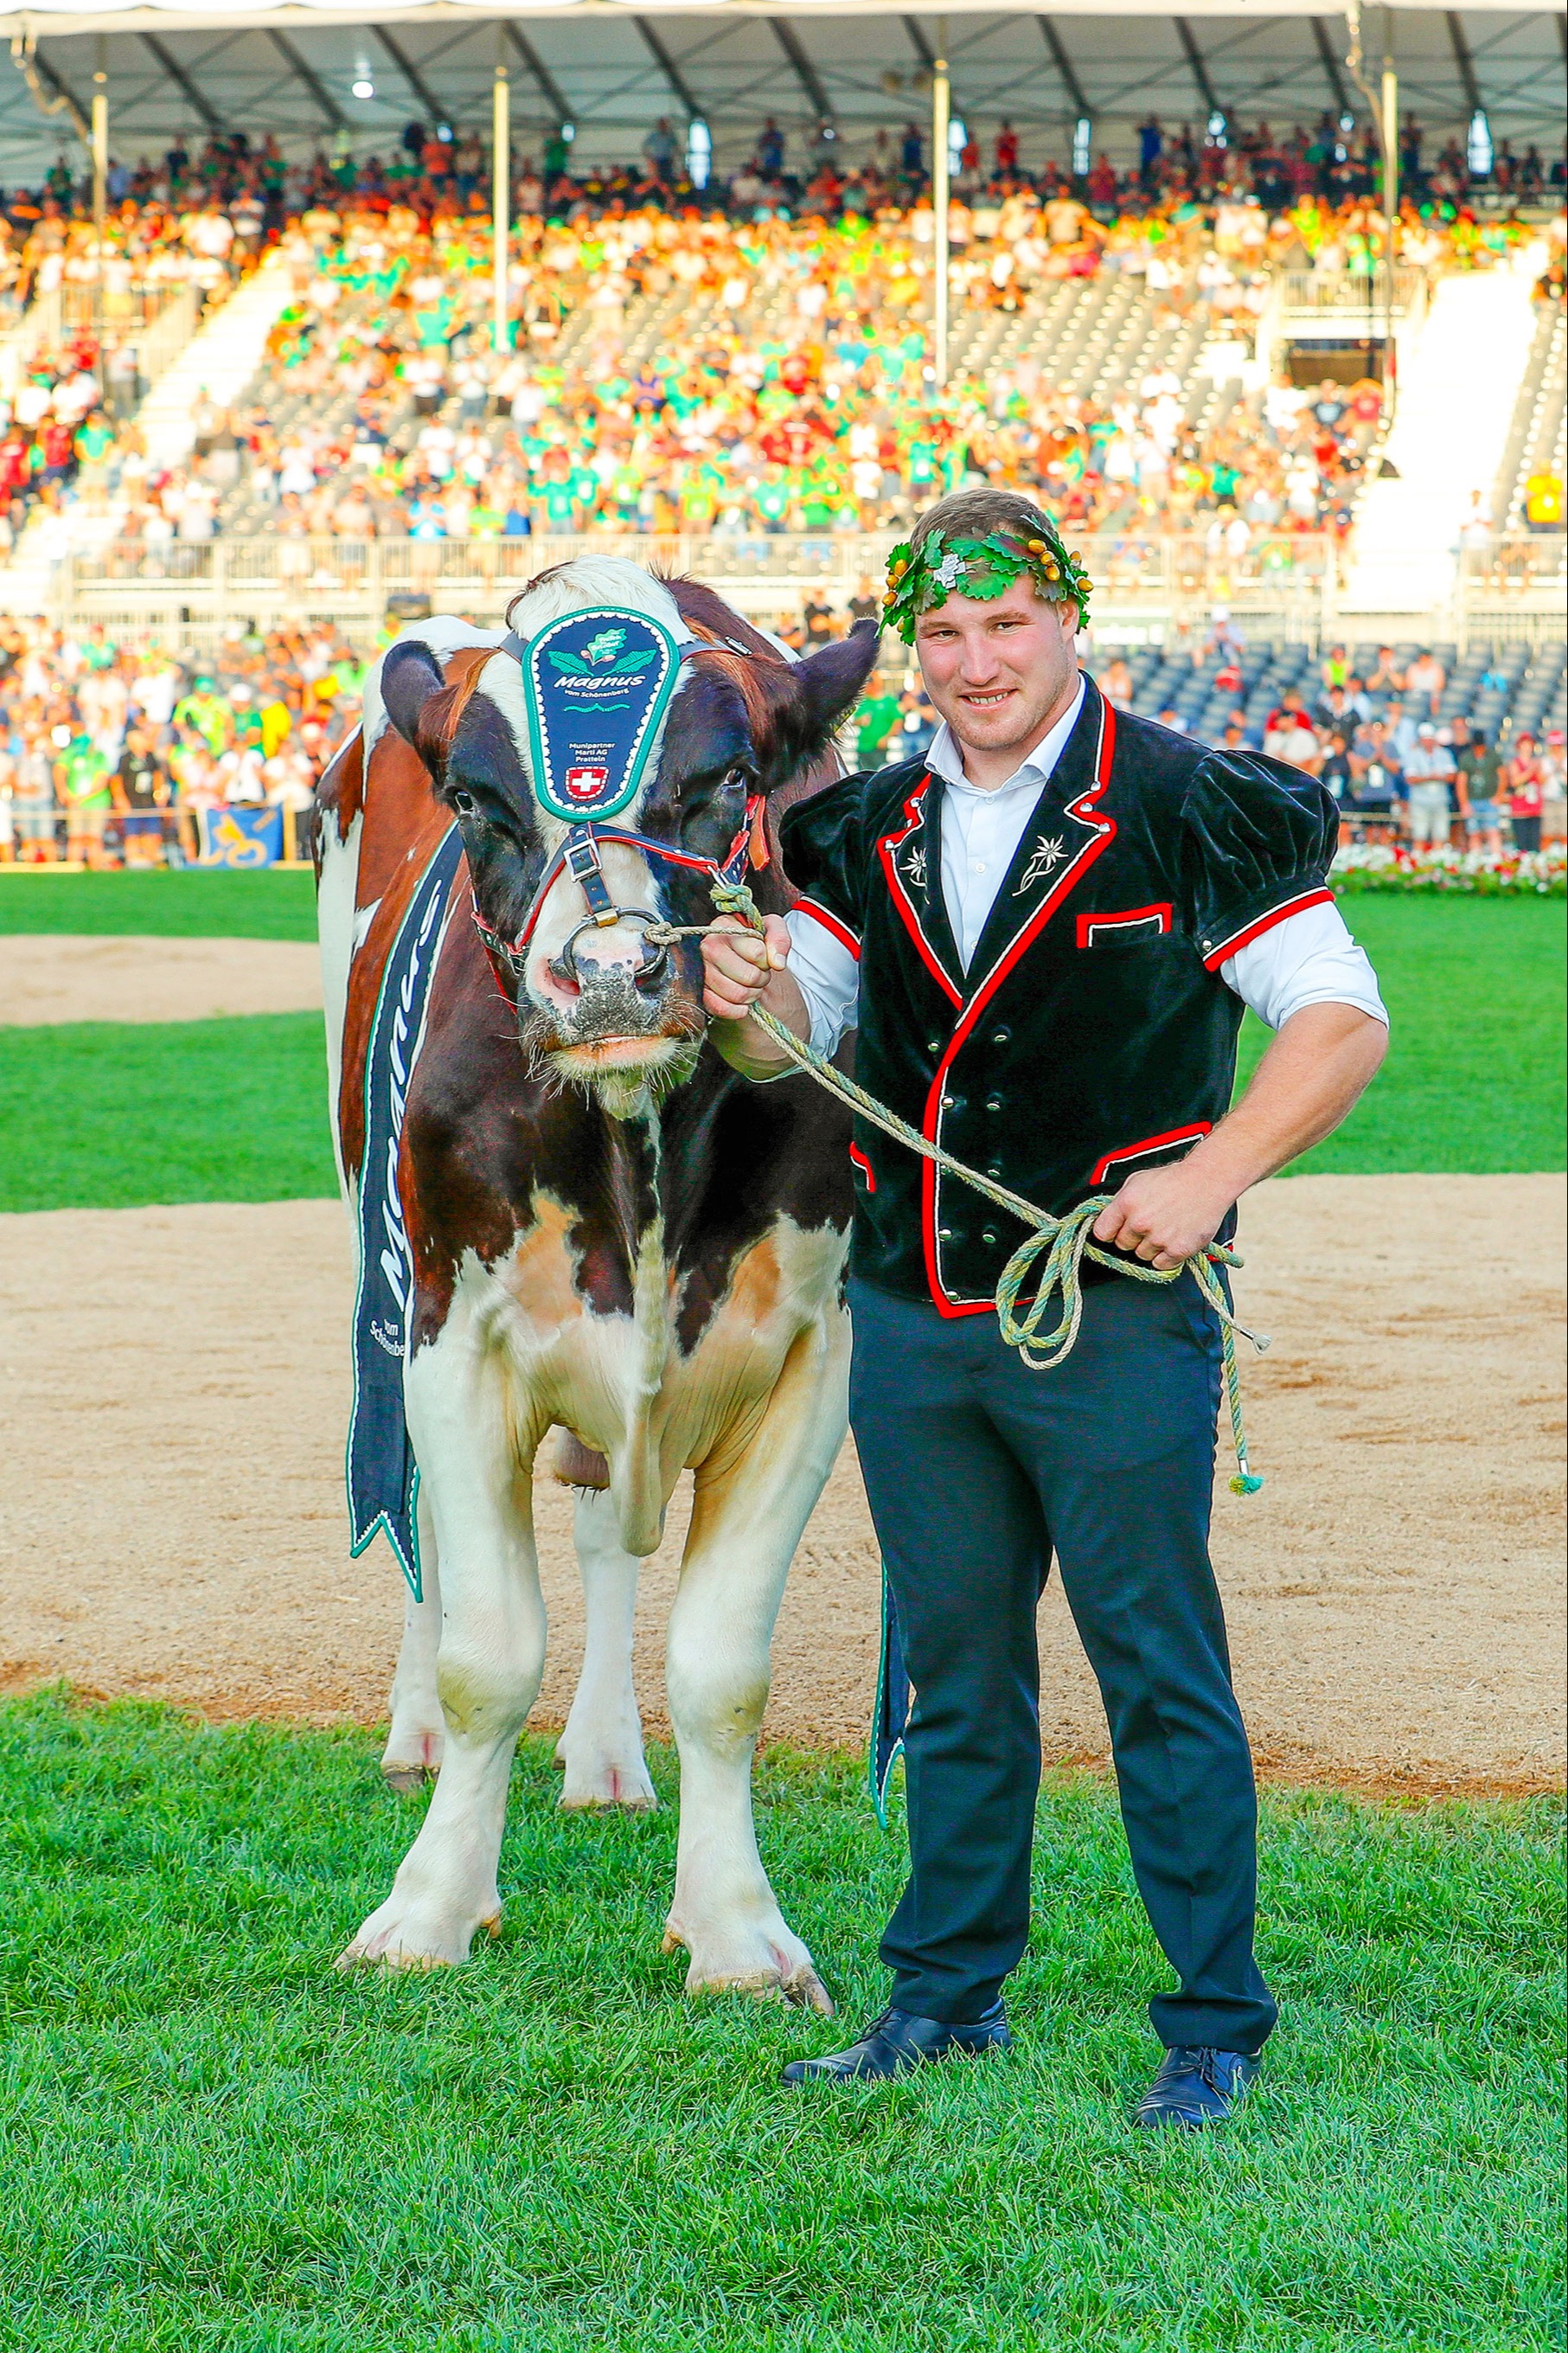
986, 1161, 1003, 1177
985, 1093, 1002, 1112
991, 1026, 1011, 1045
941, 1093, 957, 1110
926, 1038, 941, 1055
938, 1226, 954, 1241
982, 1228, 998, 1247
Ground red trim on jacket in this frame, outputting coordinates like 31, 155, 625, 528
1091, 1122, 1213, 1187
792, 894, 861, 960
875, 776, 964, 1010
848, 1142, 876, 1191
1076, 901, 1172, 948
921, 693, 1120, 1317
1202, 886, 1334, 971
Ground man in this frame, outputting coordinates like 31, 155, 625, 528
112, 722, 170, 868
701, 490, 1387, 2128
1263, 692, 1319, 774
1402, 721, 1456, 849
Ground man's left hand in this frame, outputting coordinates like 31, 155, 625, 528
1091, 1161, 1236, 1272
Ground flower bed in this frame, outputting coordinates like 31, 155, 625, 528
1331, 845, 1566, 896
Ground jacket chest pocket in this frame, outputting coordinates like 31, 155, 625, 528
1075, 903, 1174, 952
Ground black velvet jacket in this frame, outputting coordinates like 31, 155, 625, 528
778, 676, 1338, 1314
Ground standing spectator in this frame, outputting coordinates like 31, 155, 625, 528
1318, 729, 1354, 808
854, 671, 903, 773
1503, 733, 1545, 853
1402, 722, 1456, 849
1453, 723, 1505, 857
642, 119, 677, 185
54, 721, 113, 865
112, 721, 170, 867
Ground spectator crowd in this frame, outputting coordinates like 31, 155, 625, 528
0, 615, 360, 864
3, 120, 1555, 572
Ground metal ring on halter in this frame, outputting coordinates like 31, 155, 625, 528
549, 905, 667, 989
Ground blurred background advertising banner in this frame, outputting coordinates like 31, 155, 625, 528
196, 805, 283, 867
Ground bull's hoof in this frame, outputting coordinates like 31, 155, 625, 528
380, 1727, 444, 1792
554, 1734, 656, 1812
662, 1923, 834, 2016
336, 1899, 502, 1974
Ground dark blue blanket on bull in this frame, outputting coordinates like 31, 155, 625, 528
346, 820, 466, 1600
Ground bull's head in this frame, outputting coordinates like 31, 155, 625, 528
377, 560, 877, 1117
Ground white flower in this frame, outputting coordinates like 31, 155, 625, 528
934, 551, 967, 591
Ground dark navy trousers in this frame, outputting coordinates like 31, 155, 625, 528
848, 1271, 1277, 2056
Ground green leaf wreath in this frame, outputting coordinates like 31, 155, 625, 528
881, 520, 1093, 643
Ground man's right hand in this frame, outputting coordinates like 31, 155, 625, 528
700, 913, 791, 1024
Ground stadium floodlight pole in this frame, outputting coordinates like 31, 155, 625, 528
492, 32, 510, 358
931, 22, 950, 390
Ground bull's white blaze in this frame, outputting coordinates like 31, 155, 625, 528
334, 557, 848, 2009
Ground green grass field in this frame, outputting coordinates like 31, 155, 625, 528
0, 892, 1559, 1211
0, 1013, 336, 1211
0, 867, 317, 940
2, 881, 1562, 2351
2, 1690, 1560, 2353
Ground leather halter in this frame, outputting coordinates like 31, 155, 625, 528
470, 629, 770, 995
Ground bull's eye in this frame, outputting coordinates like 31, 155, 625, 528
723, 766, 751, 794
451, 788, 477, 818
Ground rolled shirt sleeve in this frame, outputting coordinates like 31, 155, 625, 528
1221, 899, 1388, 1031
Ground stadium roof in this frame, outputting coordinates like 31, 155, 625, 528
2, 8, 1561, 176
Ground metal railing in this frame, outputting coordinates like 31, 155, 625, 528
1276, 268, 1425, 315
54, 529, 1565, 648
63, 529, 1339, 607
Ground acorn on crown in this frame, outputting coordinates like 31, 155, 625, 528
881, 510, 1092, 644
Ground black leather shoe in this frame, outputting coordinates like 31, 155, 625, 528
781, 2002, 1011, 2086
1133, 2044, 1261, 2130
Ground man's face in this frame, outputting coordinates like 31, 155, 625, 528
913, 576, 1079, 760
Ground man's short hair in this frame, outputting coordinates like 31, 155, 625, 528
910, 488, 1066, 568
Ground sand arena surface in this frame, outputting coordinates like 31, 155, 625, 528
0, 934, 323, 1026
1, 1176, 1561, 1796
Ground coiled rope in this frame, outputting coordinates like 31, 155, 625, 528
649, 879, 1268, 1494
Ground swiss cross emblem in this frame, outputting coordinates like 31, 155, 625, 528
564, 764, 610, 803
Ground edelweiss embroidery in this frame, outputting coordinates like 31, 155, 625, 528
1015, 834, 1068, 893
900, 843, 928, 892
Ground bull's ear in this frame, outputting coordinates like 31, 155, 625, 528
379, 638, 447, 750
772, 619, 881, 776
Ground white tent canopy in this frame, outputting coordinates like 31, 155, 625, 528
1, 7, 1559, 176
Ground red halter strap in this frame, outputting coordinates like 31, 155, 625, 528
471, 800, 765, 990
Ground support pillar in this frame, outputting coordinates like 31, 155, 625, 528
931, 23, 950, 390
492, 43, 510, 356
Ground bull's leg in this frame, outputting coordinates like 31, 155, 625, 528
662, 1306, 849, 2016
381, 1484, 446, 1791
554, 1486, 656, 1811
338, 1328, 547, 1971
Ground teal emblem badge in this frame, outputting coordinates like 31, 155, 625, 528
522, 606, 682, 822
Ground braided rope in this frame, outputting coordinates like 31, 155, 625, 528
652, 879, 1267, 1495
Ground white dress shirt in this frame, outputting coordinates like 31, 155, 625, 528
783, 689, 1387, 1057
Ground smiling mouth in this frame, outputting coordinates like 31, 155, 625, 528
959, 688, 1017, 708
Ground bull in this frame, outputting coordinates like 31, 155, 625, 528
316, 556, 878, 2009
